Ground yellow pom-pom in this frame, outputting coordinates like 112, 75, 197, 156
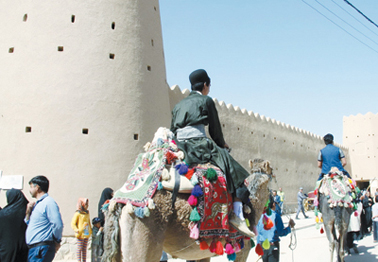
315, 217, 319, 223
262, 239, 270, 250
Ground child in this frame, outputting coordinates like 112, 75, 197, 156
71, 198, 92, 262
91, 217, 104, 262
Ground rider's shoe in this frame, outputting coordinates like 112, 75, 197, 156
229, 213, 255, 238
305, 216, 309, 219
353, 246, 359, 254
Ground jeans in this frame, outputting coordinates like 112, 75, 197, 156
262, 241, 280, 262
28, 244, 56, 262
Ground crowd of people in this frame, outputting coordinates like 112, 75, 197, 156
0, 175, 113, 262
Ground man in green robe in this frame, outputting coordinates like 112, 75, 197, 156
170, 69, 254, 237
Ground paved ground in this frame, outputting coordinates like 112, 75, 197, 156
55, 211, 378, 261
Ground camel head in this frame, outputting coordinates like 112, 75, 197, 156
245, 158, 274, 226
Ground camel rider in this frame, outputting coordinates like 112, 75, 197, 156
317, 133, 351, 181
170, 69, 254, 237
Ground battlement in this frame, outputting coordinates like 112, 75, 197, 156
170, 85, 347, 150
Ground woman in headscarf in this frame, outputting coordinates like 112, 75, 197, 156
0, 189, 29, 262
98, 187, 113, 226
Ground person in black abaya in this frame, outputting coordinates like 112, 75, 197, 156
0, 188, 29, 262
98, 187, 113, 227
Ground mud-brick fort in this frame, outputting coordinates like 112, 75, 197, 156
0, 1, 376, 255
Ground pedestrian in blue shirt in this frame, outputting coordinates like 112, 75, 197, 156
317, 133, 350, 180
257, 194, 295, 262
25, 176, 64, 262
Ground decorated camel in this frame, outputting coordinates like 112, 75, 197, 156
102, 128, 274, 262
315, 169, 355, 262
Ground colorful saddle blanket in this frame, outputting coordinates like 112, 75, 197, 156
193, 165, 242, 240
113, 129, 177, 207
318, 172, 354, 208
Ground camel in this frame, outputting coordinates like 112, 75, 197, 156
102, 159, 273, 262
317, 172, 353, 262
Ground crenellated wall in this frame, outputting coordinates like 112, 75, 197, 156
169, 85, 351, 208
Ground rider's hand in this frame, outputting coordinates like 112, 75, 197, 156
224, 143, 230, 149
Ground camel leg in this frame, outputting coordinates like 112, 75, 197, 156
323, 222, 335, 262
119, 207, 168, 262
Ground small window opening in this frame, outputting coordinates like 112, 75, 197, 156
154, 6, 157, 11
111, 22, 115, 29
109, 53, 115, 59
147, 65, 151, 71
71, 15, 75, 23
82, 128, 88, 134
237, 127, 240, 131
25, 126, 32, 132
151, 39, 154, 46
134, 134, 139, 140
23, 14, 28, 22
9, 47, 14, 53
58, 46, 64, 51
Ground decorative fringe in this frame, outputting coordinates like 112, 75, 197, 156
225, 243, 235, 255
189, 207, 201, 222
245, 218, 250, 227
165, 151, 177, 165
144, 207, 150, 217
125, 203, 134, 214
264, 218, 274, 230
240, 239, 244, 249
262, 239, 270, 250
205, 168, 218, 182
243, 205, 251, 214
255, 243, 264, 256
234, 242, 241, 253
188, 195, 198, 206
250, 239, 255, 248
148, 199, 155, 209
320, 227, 324, 234
354, 211, 358, 217
189, 223, 199, 239
227, 253, 236, 261
191, 184, 203, 197
157, 182, 163, 190
185, 168, 195, 180
191, 174, 199, 185
209, 239, 217, 253
215, 240, 224, 255
134, 207, 144, 218
175, 163, 188, 175
162, 169, 170, 181
156, 138, 164, 147
266, 208, 272, 216
200, 240, 209, 250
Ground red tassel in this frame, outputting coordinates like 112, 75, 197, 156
209, 240, 217, 253
264, 218, 274, 230
255, 243, 264, 256
215, 240, 224, 255
200, 240, 209, 250
320, 227, 324, 234
185, 168, 195, 180
165, 151, 177, 165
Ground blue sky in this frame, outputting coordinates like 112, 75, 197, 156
160, 0, 378, 144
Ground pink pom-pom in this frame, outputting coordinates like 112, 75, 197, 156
354, 211, 359, 217
188, 195, 198, 206
234, 242, 241, 253
225, 243, 235, 255
189, 223, 199, 239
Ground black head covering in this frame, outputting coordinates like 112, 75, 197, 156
323, 133, 334, 145
0, 189, 29, 262
189, 69, 211, 91
98, 187, 113, 226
